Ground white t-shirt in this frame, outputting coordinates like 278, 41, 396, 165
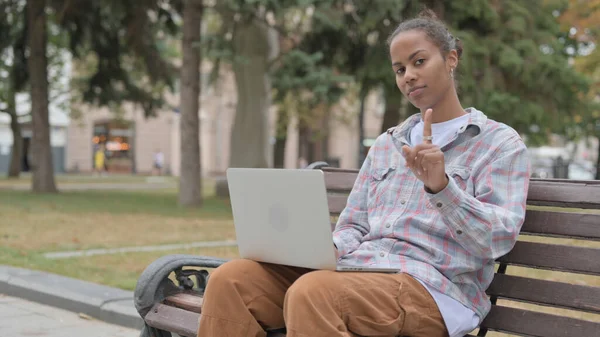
409, 113, 480, 337
409, 113, 470, 149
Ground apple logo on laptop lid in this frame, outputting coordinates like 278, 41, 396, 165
268, 203, 289, 232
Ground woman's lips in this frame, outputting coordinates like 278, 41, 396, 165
409, 86, 425, 97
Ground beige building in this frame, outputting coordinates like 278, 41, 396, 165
66, 65, 387, 176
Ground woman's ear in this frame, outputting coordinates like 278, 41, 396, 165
446, 49, 459, 70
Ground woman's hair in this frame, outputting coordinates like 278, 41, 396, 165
387, 8, 463, 60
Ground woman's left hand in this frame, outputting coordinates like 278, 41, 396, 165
402, 109, 449, 193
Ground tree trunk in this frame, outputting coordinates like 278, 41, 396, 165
380, 90, 403, 134
358, 87, 368, 167
27, 0, 57, 193
7, 59, 22, 178
318, 109, 330, 162
178, 0, 203, 207
229, 16, 278, 168
7, 91, 22, 178
298, 125, 310, 166
273, 108, 289, 168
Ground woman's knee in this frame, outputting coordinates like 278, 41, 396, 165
285, 270, 339, 305
206, 259, 263, 291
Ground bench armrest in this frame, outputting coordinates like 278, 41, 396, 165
134, 254, 229, 318
305, 161, 330, 170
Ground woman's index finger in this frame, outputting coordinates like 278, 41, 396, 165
423, 108, 433, 144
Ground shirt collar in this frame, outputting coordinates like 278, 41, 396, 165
386, 107, 488, 142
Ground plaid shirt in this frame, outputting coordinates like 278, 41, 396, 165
332, 108, 531, 320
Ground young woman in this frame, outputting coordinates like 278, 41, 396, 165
197, 9, 530, 337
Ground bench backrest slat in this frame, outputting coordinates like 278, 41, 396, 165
324, 168, 600, 238
498, 241, 600, 275
527, 179, 600, 209
327, 194, 351, 215
486, 274, 600, 313
481, 305, 600, 337
323, 168, 600, 208
323, 170, 358, 191
521, 210, 600, 240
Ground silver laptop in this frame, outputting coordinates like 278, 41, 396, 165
226, 168, 400, 273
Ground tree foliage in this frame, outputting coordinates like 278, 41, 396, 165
50, 0, 181, 116
0, 0, 71, 178
448, 0, 591, 144
295, 0, 594, 146
557, 0, 600, 119
556, 0, 600, 177
202, 0, 351, 118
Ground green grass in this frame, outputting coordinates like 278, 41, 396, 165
0, 245, 240, 291
0, 188, 234, 252
0, 188, 230, 218
0, 187, 237, 290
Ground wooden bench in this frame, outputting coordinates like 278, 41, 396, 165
134, 163, 600, 337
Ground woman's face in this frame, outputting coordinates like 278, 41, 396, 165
389, 30, 457, 111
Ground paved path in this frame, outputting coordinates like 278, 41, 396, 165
0, 294, 139, 337
44, 240, 237, 259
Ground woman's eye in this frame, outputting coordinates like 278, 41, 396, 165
415, 59, 425, 65
396, 67, 405, 75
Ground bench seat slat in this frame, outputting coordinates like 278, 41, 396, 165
154, 294, 600, 337
499, 241, 600, 275
146, 303, 287, 337
145, 303, 200, 337
161, 275, 600, 332
481, 305, 600, 337
164, 293, 203, 313
150, 299, 479, 337
487, 274, 600, 313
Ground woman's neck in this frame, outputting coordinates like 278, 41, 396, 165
422, 89, 466, 123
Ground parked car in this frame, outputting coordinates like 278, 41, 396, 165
530, 157, 597, 180
568, 161, 596, 180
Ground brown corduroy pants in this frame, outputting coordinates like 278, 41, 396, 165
196, 259, 447, 337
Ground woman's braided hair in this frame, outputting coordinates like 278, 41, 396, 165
387, 8, 463, 61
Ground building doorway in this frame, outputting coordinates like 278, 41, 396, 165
92, 120, 134, 173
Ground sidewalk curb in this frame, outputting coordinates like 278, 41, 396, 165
0, 265, 144, 330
